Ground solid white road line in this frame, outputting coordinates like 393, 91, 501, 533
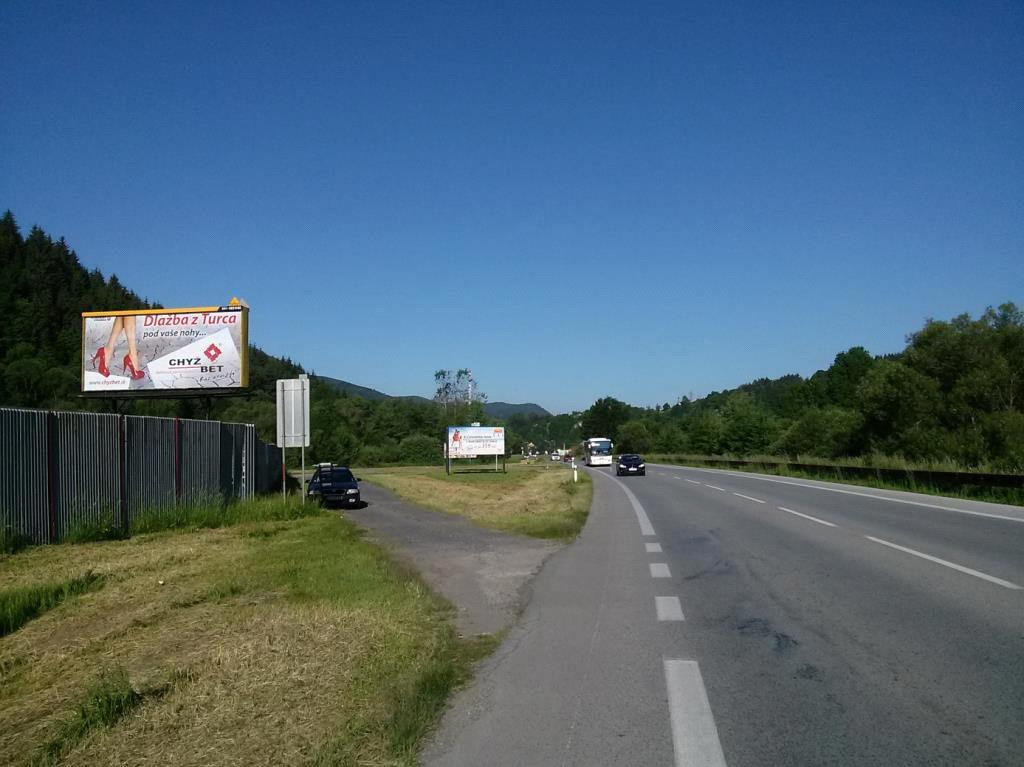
605, 473, 657, 536
704, 484, 726, 491
733, 493, 766, 504
864, 536, 1022, 590
778, 506, 837, 528
685, 478, 701, 484
664, 660, 728, 767
650, 563, 672, 578
666, 466, 1024, 525
656, 596, 685, 622
646, 542, 663, 553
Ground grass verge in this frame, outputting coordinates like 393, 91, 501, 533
359, 462, 593, 540
648, 454, 1024, 506
0, 501, 483, 766
130, 494, 322, 535
0, 572, 104, 637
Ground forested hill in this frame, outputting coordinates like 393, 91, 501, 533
562, 306, 1024, 472
0, 211, 305, 410
0, 212, 523, 466
315, 376, 550, 418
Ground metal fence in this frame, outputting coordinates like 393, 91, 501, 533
0, 407, 283, 544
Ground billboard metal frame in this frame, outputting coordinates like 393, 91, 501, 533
80, 304, 250, 396
445, 425, 507, 475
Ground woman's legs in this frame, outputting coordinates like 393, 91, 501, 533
103, 316, 124, 359
123, 316, 142, 369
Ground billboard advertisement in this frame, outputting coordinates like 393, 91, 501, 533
81, 305, 249, 393
447, 425, 505, 458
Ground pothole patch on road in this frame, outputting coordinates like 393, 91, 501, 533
736, 616, 800, 655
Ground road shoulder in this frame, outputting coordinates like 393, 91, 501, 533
347, 481, 563, 636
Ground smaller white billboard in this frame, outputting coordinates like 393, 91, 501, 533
448, 425, 505, 458
276, 377, 310, 448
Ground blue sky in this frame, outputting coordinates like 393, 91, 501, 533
3, 1, 1021, 413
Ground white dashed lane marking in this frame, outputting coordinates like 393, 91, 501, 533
664, 660, 728, 767
650, 563, 672, 579
646, 542, 663, 553
656, 596, 685, 622
865, 536, 1022, 590
778, 506, 837, 527
733, 492, 765, 504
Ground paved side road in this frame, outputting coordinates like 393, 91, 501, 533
422, 469, 678, 767
346, 481, 561, 636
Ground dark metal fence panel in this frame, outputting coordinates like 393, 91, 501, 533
125, 416, 177, 525
1, 407, 280, 544
219, 423, 255, 501
0, 408, 49, 543
54, 411, 121, 540
255, 441, 282, 493
179, 418, 222, 506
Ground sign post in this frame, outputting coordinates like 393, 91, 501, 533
276, 376, 311, 500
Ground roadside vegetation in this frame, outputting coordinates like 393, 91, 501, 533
0, 498, 484, 766
511, 304, 1024, 484
359, 462, 592, 540
648, 454, 1024, 506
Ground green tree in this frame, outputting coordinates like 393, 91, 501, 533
775, 407, 862, 459
856, 360, 943, 458
719, 392, 779, 455
616, 420, 653, 453
581, 397, 632, 441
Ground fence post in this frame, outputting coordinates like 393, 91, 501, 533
119, 415, 129, 534
174, 417, 182, 506
46, 411, 58, 543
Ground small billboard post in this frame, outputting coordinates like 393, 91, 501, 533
446, 425, 506, 475
276, 375, 311, 501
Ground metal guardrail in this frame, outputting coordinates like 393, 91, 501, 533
0, 407, 283, 544
654, 456, 1024, 491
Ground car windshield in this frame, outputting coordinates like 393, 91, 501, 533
329, 468, 355, 482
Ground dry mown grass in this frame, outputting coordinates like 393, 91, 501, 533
0, 508, 467, 766
359, 463, 593, 540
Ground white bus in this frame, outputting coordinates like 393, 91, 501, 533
582, 437, 614, 467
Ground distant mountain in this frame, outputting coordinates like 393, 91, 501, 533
484, 401, 551, 419
313, 376, 549, 418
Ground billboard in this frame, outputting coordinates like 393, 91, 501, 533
81, 305, 249, 393
447, 425, 505, 458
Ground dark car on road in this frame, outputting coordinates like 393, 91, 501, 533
615, 454, 646, 476
307, 464, 362, 507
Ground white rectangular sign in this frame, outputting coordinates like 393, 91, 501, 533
448, 425, 505, 458
276, 377, 310, 448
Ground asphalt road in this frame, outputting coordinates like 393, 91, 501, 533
424, 463, 1024, 766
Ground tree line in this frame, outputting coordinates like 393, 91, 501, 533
0, 212, 497, 465
564, 306, 1023, 471
3, 211, 1020, 471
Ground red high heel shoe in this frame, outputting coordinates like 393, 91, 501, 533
91, 348, 109, 377
122, 354, 146, 380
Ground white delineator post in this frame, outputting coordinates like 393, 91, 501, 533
572, 458, 578, 483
